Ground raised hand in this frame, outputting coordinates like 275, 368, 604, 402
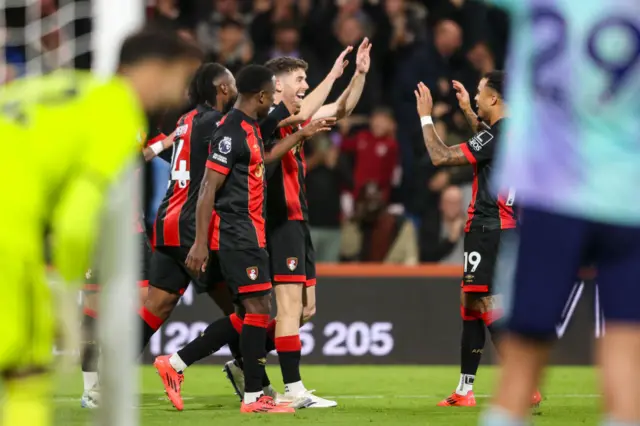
301, 117, 337, 138
329, 45, 354, 79
356, 37, 372, 74
414, 82, 433, 117
452, 80, 471, 110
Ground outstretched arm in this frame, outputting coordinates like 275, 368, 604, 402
280, 46, 353, 126
264, 118, 335, 164
313, 38, 371, 120
416, 82, 469, 167
142, 130, 176, 162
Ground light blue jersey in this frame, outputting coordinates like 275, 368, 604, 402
491, 0, 640, 226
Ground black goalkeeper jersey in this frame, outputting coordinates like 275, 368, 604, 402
459, 119, 517, 232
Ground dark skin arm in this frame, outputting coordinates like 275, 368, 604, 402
264, 118, 336, 164
415, 82, 469, 167
185, 169, 227, 275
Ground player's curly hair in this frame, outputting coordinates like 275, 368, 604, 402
484, 70, 505, 99
188, 62, 228, 106
264, 56, 308, 76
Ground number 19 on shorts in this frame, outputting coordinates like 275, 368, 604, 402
464, 251, 482, 273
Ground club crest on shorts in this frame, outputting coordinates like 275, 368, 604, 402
287, 257, 298, 271
246, 266, 258, 281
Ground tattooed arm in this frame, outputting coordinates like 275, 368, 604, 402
415, 82, 470, 167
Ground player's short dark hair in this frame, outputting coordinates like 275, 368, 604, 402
484, 70, 505, 98
118, 29, 203, 66
236, 65, 274, 95
264, 56, 308, 76
188, 63, 228, 105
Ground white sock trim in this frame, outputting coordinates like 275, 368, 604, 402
456, 374, 474, 395
244, 391, 263, 404
284, 380, 306, 396
83, 372, 99, 391
169, 353, 187, 373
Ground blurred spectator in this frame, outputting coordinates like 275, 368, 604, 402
205, 18, 253, 75
419, 185, 466, 263
250, 0, 313, 52
306, 135, 348, 263
196, 0, 251, 60
252, 21, 322, 86
341, 107, 400, 203
342, 182, 418, 265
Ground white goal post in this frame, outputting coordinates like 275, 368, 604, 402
92, 2, 144, 426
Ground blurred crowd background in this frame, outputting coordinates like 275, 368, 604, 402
4, 0, 511, 265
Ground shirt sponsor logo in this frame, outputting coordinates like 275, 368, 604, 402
219, 136, 232, 154
469, 130, 493, 152
255, 162, 264, 178
175, 124, 189, 136
212, 153, 227, 164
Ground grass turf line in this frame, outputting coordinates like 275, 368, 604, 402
54, 365, 600, 425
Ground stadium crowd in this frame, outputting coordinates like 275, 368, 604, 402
4, 0, 511, 265
143, 0, 511, 265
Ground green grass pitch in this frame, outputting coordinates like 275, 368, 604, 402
54, 365, 600, 425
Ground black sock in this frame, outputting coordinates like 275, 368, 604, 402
177, 316, 239, 367
275, 335, 302, 385
139, 306, 163, 353
81, 313, 99, 373
461, 319, 486, 377
241, 314, 269, 394
228, 335, 244, 369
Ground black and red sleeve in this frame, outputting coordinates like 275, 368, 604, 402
206, 123, 246, 176
460, 128, 497, 164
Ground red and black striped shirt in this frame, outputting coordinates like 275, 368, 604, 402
459, 119, 517, 232
154, 104, 223, 247
265, 116, 312, 224
206, 108, 267, 250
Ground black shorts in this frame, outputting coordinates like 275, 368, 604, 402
149, 245, 224, 295
462, 228, 515, 294
267, 220, 316, 287
217, 248, 272, 300
84, 232, 152, 290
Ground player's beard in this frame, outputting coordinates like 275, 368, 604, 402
223, 95, 237, 113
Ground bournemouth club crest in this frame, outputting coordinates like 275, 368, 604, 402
246, 266, 258, 281
287, 257, 298, 271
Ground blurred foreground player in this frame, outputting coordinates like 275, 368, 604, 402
414, 74, 540, 407
0, 30, 201, 426
480, 1, 640, 426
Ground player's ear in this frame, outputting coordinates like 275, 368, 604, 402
218, 83, 228, 96
274, 77, 283, 93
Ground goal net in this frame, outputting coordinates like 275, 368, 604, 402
1, 1, 144, 425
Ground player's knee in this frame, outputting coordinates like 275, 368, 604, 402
144, 288, 180, 320
242, 293, 272, 315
